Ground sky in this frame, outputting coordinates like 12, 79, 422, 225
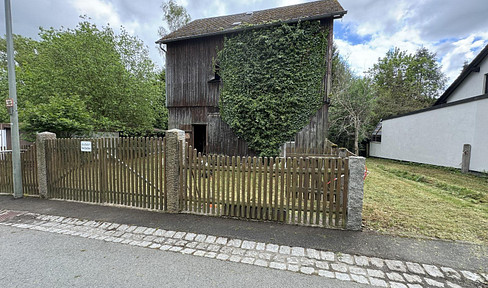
1, 0, 488, 86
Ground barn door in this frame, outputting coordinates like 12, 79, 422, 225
192, 124, 207, 154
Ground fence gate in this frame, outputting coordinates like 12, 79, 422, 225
0, 144, 38, 196
45, 137, 166, 210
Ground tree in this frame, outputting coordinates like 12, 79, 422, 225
158, 0, 191, 37
0, 20, 167, 137
0, 35, 39, 123
368, 47, 446, 123
329, 51, 375, 154
21, 93, 94, 138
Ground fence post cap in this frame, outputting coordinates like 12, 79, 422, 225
166, 129, 184, 133
349, 156, 365, 160
36, 132, 56, 139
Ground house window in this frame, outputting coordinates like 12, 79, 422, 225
371, 122, 382, 142
208, 63, 221, 83
484, 74, 488, 94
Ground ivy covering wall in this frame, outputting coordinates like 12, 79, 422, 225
218, 21, 328, 157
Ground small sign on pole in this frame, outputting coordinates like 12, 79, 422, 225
5, 98, 14, 107
80, 141, 92, 152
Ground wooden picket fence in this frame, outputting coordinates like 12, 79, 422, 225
1, 136, 354, 229
0, 145, 38, 195
181, 143, 349, 228
45, 137, 166, 210
284, 140, 355, 158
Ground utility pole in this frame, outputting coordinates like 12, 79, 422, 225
4, 0, 23, 198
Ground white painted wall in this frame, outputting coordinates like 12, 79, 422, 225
369, 98, 488, 172
0, 129, 6, 150
448, 56, 488, 103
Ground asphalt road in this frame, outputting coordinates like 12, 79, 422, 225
0, 225, 369, 288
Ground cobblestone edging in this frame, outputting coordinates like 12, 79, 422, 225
1, 210, 486, 288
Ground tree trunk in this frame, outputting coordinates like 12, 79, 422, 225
354, 119, 359, 155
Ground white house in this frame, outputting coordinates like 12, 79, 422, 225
0, 123, 10, 151
369, 44, 488, 173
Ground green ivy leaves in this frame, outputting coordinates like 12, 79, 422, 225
218, 21, 328, 157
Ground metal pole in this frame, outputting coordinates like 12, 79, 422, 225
4, 0, 23, 198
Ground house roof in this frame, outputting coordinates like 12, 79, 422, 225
434, 43, 488, 105
157, 0, 346, 44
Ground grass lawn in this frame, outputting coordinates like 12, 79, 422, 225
363, 157, 488, 245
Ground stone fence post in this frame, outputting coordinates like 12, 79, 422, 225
36, 132, 56, 198
346, 156, 365, 231
165, 129, 185, 213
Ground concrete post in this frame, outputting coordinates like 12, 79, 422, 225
36, 132, 56, 198
346, 156, 365, 231
461, 144, 471, 173
165, 129, 185, 213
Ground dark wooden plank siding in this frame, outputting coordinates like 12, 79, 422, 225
207, 113, 255, 156
166, 36, 223, 108
168, 107, 211, 130
294, 104, 329, 150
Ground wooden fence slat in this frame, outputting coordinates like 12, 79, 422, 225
309, 158, 315, 225
315, 158, 323, 225
286, 158, 291, 223
110, 138, 116, 204
246, 157, 252, 219
117, 137, 122, 205
279, 158, 285, 222
212, 154, 216, 215
273, 157, 278, 221
322, 158, 329, 227
234, 156, 241, 217
303, 158, 309, 224
136, 136, 141, 206
263, 157, 269, 220
162, 138, 167, 210
196, 152, 202, 213
191, 148, 197, 212
144, 137, 149, 208
257, 157, 263, 220
187, 145, 193, 212
329, 158, 336, 226
128, 138, 133, 206
251, 157, 257, 219
291, 157, 297, 224
203, 154, 208, 214
297, 157, 303, 224
123, 138, 128, 206
215, 154, 221, 216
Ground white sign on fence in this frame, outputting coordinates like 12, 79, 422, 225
80, 141, 92, 152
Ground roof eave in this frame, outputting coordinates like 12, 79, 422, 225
434, 44, 488, 105
156, 10, 347, 45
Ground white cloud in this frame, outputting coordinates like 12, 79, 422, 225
335, 0, 488, 84
71, 0, 122, 27
277, 0, 307, 7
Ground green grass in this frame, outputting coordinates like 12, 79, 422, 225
363, 158, 488, 245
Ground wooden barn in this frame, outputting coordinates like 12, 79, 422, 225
156, 0, 346, 155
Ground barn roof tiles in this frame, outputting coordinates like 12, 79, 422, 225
157, 0, 346, 44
